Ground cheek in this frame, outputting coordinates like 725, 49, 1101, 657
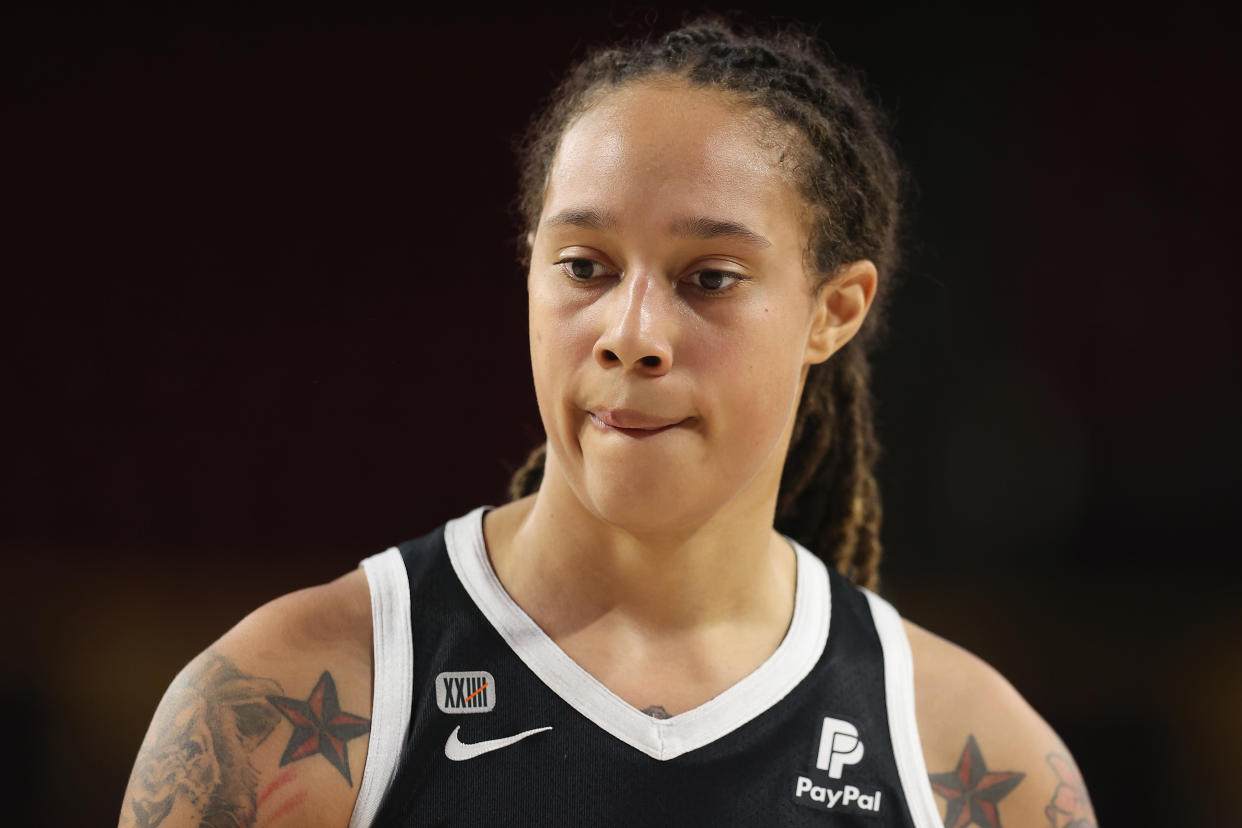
725, 353, 798, 449
694, 307, 807, 471
693, 305, 803, 400
528, 290, 595, 412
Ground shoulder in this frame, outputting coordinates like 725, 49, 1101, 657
119, 568, 376, 828
901, 617, 1098, 828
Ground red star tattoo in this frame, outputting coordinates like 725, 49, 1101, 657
928, 734, 1025, 828
267, 671, 371, 785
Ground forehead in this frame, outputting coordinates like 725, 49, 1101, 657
544, 80, 807, 247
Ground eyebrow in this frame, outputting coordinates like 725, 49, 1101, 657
541, 207, 772, 249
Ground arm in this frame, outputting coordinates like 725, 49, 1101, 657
118, 569, 374, 828
906, 620, 1099, 828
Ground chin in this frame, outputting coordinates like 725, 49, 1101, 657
579, 467, 720, 537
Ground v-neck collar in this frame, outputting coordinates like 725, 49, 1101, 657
443, 505, 832, 761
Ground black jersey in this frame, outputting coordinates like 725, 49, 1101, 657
346, 506, 943, 827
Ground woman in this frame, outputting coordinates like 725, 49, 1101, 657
119, 15, 1098, 828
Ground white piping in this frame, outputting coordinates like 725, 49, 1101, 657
862, 589, 944, 828
348, 548, 414, 828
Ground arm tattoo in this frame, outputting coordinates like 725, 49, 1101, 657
928, 734, 1025, 828
1044, 752, 1098, 828
122, 653, 371, 828
640, 704, 671, 719
123, 652, 284, 827
267, 670, 371, 784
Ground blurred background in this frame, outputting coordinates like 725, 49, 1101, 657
4, 1, 1239, 825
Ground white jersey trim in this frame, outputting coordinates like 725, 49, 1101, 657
445, 504, 832, 762
862, 589, 945, 828
349, 547, 414, 828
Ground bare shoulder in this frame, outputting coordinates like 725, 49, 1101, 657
118, 568, 375, 828
902, 618, 1098, 828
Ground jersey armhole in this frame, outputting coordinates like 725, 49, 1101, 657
349, 547, 414, 828
861, 589, 945, 828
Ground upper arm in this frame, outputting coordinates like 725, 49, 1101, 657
118, 569, 374, 828
905, 619, 1099, 828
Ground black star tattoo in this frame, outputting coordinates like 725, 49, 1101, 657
929, 734, 1025, 828
267, 671, 371, 785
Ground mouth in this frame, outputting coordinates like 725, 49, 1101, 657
587, 410, 688, 437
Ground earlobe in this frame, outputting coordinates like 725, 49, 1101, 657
804, 259, 878, 365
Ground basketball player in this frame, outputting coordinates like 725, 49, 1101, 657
118, 15, 1098, 828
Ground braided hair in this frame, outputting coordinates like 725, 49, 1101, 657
505, 13, 907, 591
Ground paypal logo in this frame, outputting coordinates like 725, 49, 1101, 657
816, 716, 864, 779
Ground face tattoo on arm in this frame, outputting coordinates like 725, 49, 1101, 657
125, 653, 284, 827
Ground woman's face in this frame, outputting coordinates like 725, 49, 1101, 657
527, 77, 865, 536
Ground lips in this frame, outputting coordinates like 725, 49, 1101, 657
588, 408, 688, 434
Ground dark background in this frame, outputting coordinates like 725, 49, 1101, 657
5, 2, 1240, 826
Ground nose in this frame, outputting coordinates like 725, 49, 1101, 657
594, 269, 675, 376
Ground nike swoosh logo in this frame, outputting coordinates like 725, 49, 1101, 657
444, 724, 553, 761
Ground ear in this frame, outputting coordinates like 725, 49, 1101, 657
803, 259, 878, 366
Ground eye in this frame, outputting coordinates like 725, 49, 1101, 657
686, 269, 744, 295
555, 257, 611, 282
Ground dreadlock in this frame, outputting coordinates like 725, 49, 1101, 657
505, 13, 907, 591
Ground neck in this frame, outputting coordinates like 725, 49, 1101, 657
485, 461, 797, 642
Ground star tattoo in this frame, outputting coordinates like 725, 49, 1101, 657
267, 670, 371, 785
929, 734, 1025, 828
